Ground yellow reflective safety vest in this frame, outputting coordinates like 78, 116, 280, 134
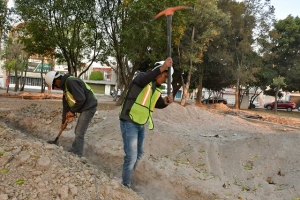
120, 82, 161, 130
64, 76, 97, 107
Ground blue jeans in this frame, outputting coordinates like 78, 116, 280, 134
120, 120, 145, 188
69, 107, 97, 157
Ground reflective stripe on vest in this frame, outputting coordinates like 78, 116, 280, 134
65, 91, 76, 107
65, 77, 97, 107
128, 82, 161, 130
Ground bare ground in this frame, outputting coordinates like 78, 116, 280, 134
1, 90, 300, 200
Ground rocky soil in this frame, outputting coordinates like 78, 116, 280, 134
0, 123, 141, 200
1, 90, 300, 200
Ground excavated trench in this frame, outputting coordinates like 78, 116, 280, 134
0, 96, 214, 200
5, 94, 300, 200
0, 119, 214, 200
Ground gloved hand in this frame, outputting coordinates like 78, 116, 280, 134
66, 111, 76, 122
164, 93, 174, 105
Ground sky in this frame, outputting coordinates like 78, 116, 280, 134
271, 0, 299, 20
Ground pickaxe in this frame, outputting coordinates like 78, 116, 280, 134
154, 6, 192, 95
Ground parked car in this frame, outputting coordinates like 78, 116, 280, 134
264, 100, 296, 112
202, 97, 227, 104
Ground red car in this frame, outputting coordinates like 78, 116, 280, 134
264, 100, 296, 112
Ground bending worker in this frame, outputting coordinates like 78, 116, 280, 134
45, 71, 98, 157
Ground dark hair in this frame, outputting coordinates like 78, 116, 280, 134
52, 73, 62, 89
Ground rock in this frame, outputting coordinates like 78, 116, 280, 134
16, 152, 30, 167
45, 119, 52, 125
44, 144, 55, 150
57, 185, 69, 200
35, 156, 51, 171
32, 142, 43, 149
69, 184, 78, 197
32, 171, 43, 176
0, 152, 13, 167
0, 194, 8, 200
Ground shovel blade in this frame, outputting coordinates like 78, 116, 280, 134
47, 137, 59, 145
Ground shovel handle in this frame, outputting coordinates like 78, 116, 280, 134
48, 119, 69, 144
55, 119, 69, 139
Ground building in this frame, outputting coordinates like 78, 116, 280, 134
2, 58, 117, 95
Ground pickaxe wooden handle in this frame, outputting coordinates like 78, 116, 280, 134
154, 6, 192, 95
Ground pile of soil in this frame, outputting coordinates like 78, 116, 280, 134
0, 122, 141, 200
1, 90, 300, 200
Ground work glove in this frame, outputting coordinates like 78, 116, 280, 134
164, 93, 173, 105
66, 111, 76, 122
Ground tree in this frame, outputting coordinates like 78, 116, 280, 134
272, 76, 287, 114
200, 0, 274, 109
268, 16, 300, 92
2, 37, 28, 92
178, 0, 230, 106
13, 22, 55, 93
98, 0, 191, 105
0, 0, 12, 56
89, 71, 103, 81
14, 0, 105, 77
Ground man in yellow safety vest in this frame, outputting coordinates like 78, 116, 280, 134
119, 57, 174, 189
45, 71, 97, 157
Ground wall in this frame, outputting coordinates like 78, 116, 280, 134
290, 95, 300, 108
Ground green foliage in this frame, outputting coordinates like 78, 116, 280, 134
267, 16, 300, 92
0, 0, 14, 49
272, 76, 286, 88
159, 84, 166, 90
1, 168, 9, 173
2, 38, 28, 72
15, 0, 105, 76
198, 0, 274, 93
89, 71, 104, 81
15, 179, 25, 185
263, 90, 283, 98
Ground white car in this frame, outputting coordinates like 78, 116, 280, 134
232, 100, 260, 108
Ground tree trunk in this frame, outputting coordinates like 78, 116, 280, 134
40, 58, 45, 93
180, 73, 190, 106
6, 71, 10, 93
14, 64, 19, 92
274, 85, 280, 114
197, 66, 204, 104
234, 78, 240, 109
20, 64, 28, 91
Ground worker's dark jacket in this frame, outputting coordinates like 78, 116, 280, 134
60, 75, 98, 124
119, 67, 167, 126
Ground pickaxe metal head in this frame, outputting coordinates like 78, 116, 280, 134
154, 6, 193, 20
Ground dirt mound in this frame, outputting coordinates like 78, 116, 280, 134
0, 122, 141, 200
200, 102, 231, 110
1, 93, 300, 200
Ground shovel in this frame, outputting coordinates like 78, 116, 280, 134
47, 119, 69, 145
